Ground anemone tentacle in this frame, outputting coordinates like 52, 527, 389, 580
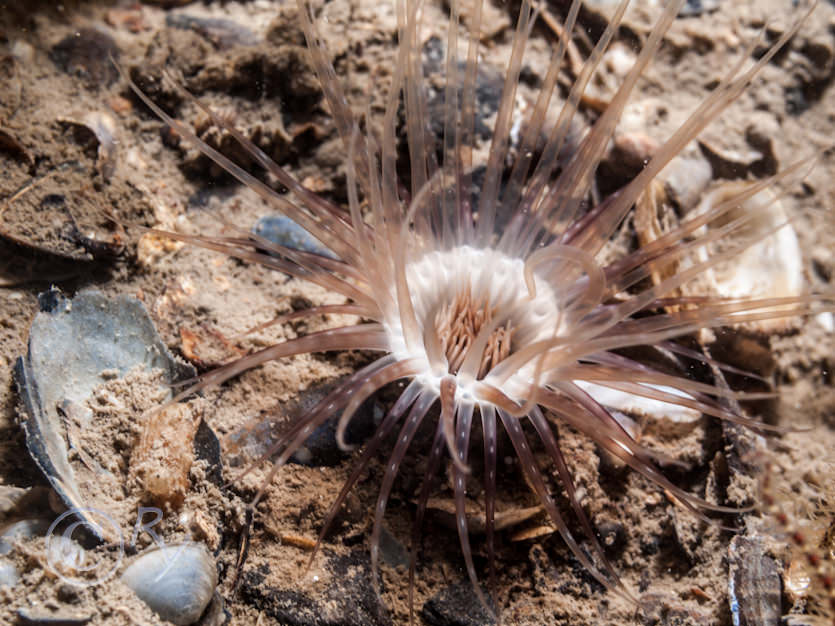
126, 0, 831, 619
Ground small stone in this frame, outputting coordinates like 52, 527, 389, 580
239, 551, 390, 626
422, 582, 495, 626
49, 28, 120, 87
57, 583, 81, 604
253, 215, 337, 260
679, 0, 720, 17
378, 526, 409, 569
661, 149, 713, 211
166, 14, 258, 49
121, 544, 217, 626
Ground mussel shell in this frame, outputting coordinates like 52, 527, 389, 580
14, 289, 195, 541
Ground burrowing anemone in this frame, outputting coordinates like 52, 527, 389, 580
126, 0, 831, 617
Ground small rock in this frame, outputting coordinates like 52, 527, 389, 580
121, 544, 217, 626
166, 14, 258, 49
57, 583, 81, 604
423, 37, 504, 143
16, 608, 93, 625
679, 0, 720, 17
253, 215, 337, 260
50, 28, 120, 87
240, 551, 390, 626
661, 149, 713, 211
378, 526, 409, 569
10, 39, 35, 65
421, 582, 495, 626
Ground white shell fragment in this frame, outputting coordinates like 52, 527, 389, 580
58, 112, 119, 180
0, 519, 51, 555
691, 182, 804, 333
575, 381, 702, 424
121, 544, 217, 625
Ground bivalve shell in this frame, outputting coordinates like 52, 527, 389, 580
691, 182, 804, 333
14, 289, 195, 541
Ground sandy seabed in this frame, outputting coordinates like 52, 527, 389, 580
1, 1, 835, 624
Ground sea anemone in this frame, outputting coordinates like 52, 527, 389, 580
124, 0, 830, 618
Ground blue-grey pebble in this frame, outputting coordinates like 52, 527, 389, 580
121, 544, 216, 626
253, 215, 337, 259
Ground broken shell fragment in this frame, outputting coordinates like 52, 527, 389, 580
58, 112, 119, 180
0, 128, 34, 167
728, 535, 782, 626
0, 519, 51, 555
574, 380, 702, 424
121, 544, 217, 626
425, 498, 543, 534
14, 288, 195, 541
16, 607, 94, 625
691, 182, 804, 333
130, 402, 201, 508
510, 525, 558, 542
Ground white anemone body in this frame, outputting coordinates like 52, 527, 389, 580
386, 245, 563, 402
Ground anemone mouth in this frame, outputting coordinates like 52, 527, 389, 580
395, 245, 562, 387
433, 284, 513, 378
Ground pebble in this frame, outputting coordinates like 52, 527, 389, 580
166, 13, 258, 49
679, 0, 721, 17
267, 377, 380, 467
121, 544, 217, 626
253, 215, 338, 260
421, 582, 495, 626
378, 526, 409, 569
239, 551, 390, 626
49, 28, 120, 87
